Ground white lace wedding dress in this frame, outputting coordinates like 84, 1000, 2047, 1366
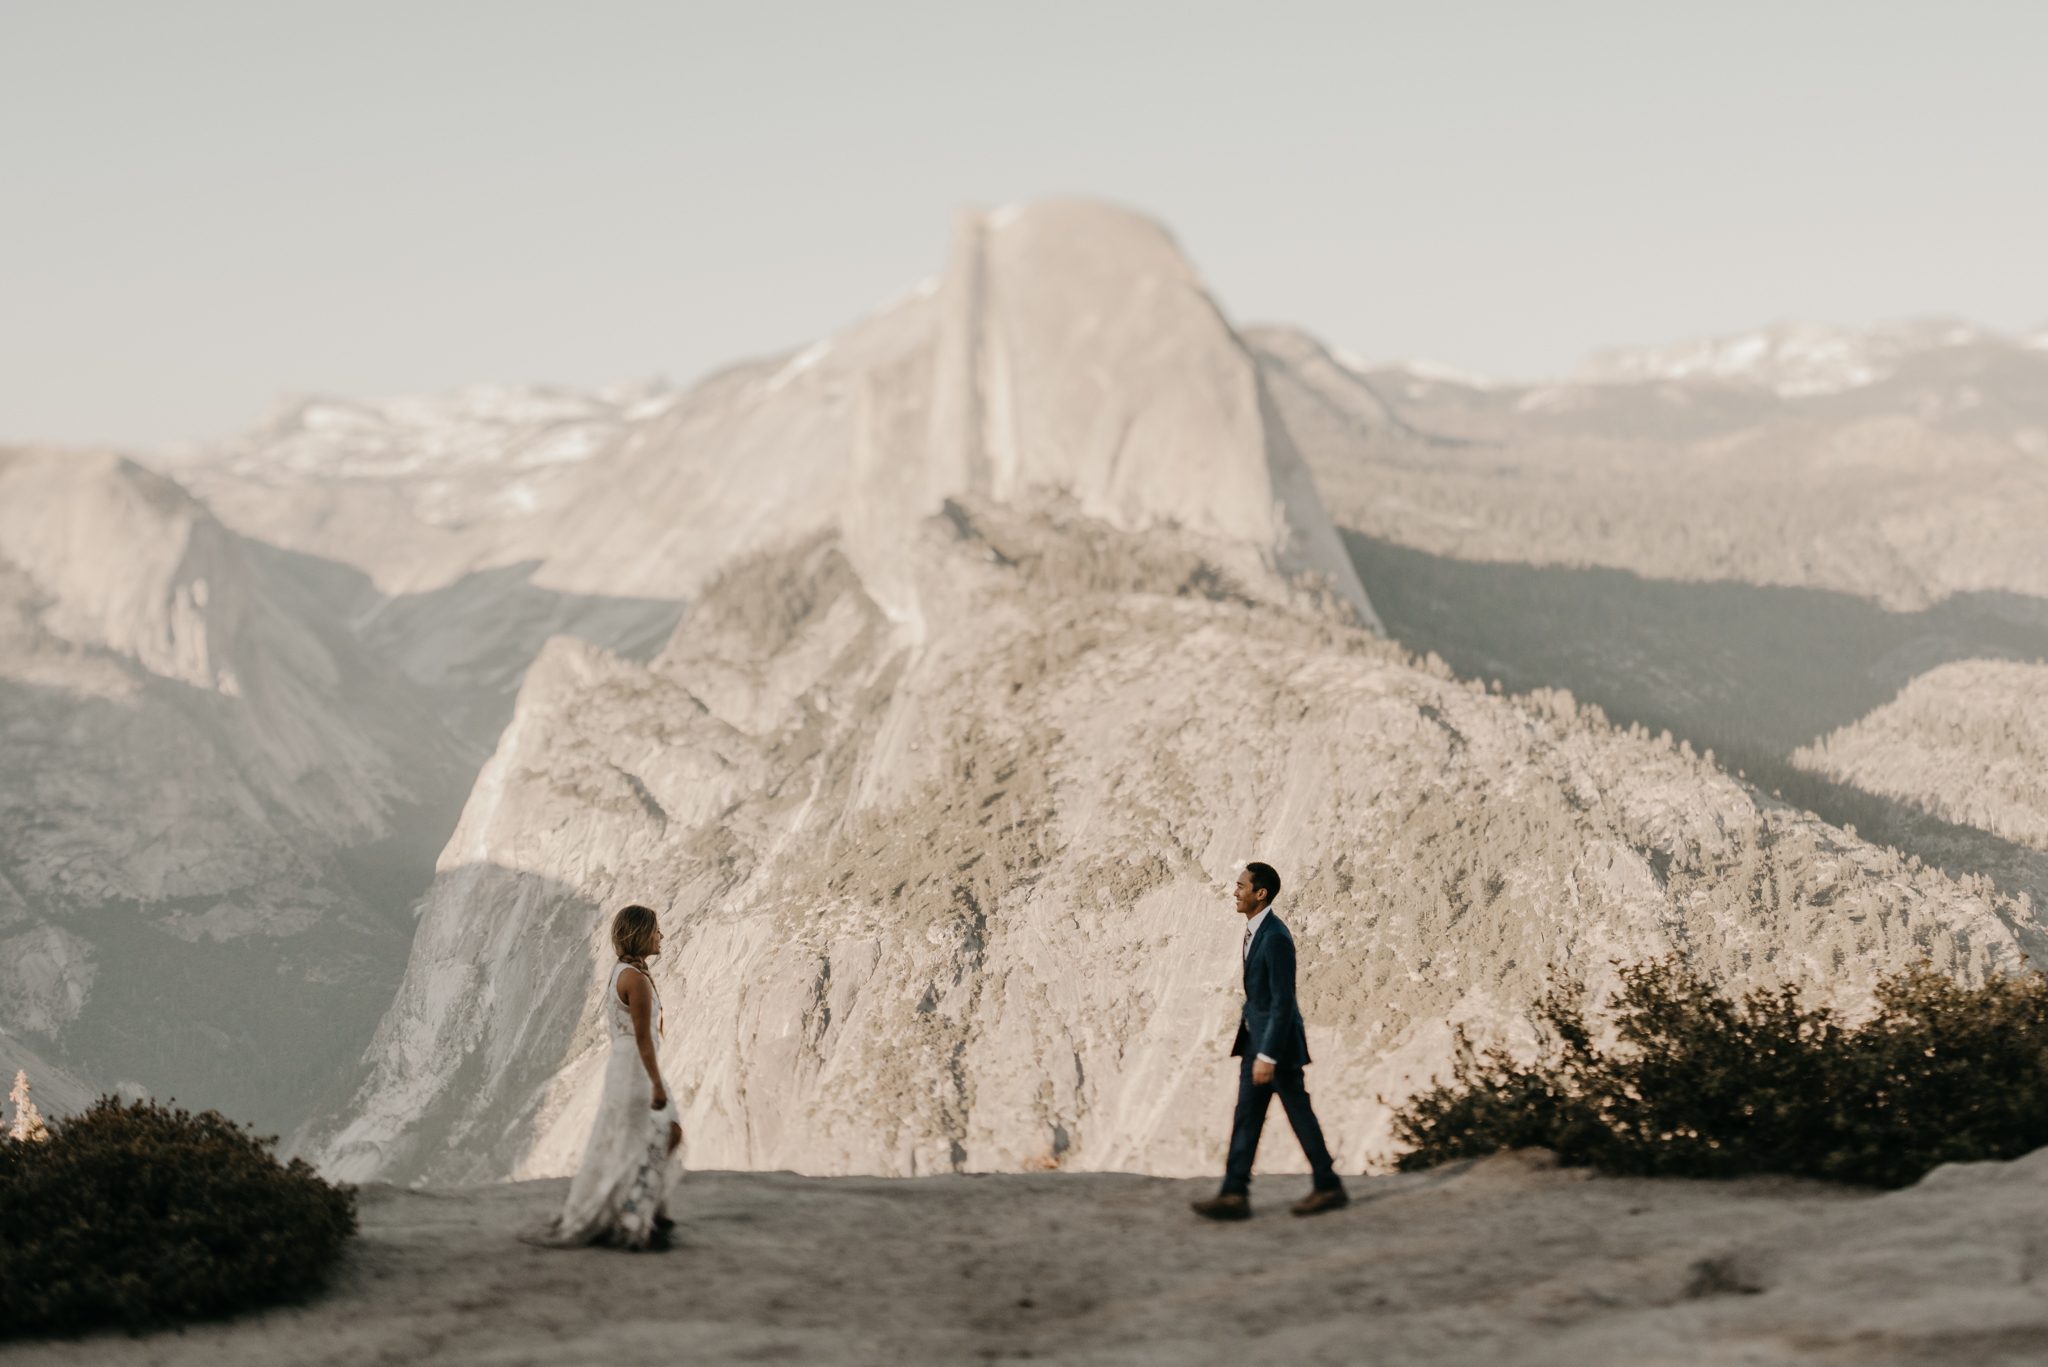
530, 961, 682, 1248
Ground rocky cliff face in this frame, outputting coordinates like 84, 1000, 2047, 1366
308, 204, 2041, 1186
319, 498, 2037, 1186
0, 449, 470, 1133
918, 204, 1375, 630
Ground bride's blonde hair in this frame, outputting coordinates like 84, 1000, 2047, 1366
612, 904, 661, 975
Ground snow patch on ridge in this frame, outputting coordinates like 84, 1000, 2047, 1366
1577, 318, 2001, 397
163, 382, 650, 486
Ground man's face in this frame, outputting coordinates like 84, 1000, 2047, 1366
1234, 869, 1266, 917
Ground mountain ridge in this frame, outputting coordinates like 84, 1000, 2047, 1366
11, 199, 2046, 1179
293, 203, 2041, 1185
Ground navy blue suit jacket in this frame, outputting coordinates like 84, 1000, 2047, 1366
1230, 912, 1312, 1068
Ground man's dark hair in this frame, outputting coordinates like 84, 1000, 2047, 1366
1246, 862, 1281, 906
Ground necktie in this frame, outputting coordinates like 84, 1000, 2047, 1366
1242, 923, 1251, 957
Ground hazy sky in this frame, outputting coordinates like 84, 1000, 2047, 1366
4, 1, 2045, 447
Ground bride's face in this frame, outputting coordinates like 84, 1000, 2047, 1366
648, 924, 664, 958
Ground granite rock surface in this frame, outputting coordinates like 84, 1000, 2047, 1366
304, 207, 2042, 1184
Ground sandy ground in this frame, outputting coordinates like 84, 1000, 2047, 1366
7, 1149, 2048, 1366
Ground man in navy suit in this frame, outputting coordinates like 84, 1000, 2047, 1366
1191, 862, 1348, 1220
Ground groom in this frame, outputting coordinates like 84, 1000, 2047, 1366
1191, 862, 1348, 1220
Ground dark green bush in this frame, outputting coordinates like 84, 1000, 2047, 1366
0, 1097, 356, 1338
1394, 959, 2048, 1188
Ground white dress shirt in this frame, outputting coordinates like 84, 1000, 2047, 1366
1241, 906, 1272, 957
1242, 907, 1276, 1065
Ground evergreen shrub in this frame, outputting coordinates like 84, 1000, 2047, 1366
0, 1097, 357, 1338
1393, 959, 2048, 1188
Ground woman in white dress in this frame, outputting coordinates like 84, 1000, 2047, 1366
530, 904, 683, 1249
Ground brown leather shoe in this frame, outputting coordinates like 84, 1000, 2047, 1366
1290, 1187, 1350, 1217
1190, 1193, 1251, 1221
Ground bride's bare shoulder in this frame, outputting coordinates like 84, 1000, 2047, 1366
615, 962, 649, 1001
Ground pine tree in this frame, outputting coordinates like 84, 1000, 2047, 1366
8, 1070, 49, 1143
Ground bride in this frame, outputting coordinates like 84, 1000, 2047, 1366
529, 904, 684, 1249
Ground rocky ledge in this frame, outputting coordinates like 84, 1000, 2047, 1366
9, 1147, 2048, 1365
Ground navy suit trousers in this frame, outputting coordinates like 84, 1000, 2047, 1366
1221, 1055, 1341, 1196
